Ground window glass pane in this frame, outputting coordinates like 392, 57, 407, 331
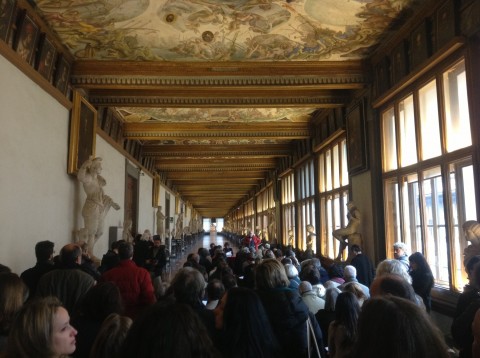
326, 149, 332, 191
444, 60, 472, 152
450, 162, 477, 291
305, 166, 310, 197
341, 139, 349, 186
401, 173, 422, 253
333, 144, 339, 189
419, 80, 441, 160
310, 161, 315, 195
319, 154, 325, 192
320, 196, 326, 254
326, 198, 333, 258
384, 178, 401, 257
422, 167, 449, 286
382, 107, 398, 171
333, 195, 341, 259
399, 95, 417, 167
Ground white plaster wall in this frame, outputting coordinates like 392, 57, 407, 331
137, 173, 155, 235
0, 54, 156, 272
0, 55, 74, 274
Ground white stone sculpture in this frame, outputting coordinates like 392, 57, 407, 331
332, 201, 362, 262
77, 156, 120, 257
156, 206, 166, 239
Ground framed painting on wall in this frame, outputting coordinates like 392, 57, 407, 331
346, 100, 368, 175
54, 55, 70, 94
36, 35, 56, 81
0, 0, 16, 44
14, 12, 39, 65
68, 90, 97, 174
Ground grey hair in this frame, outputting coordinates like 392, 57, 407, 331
393, 242, 408, 254
376, 259, 412, 284
284, 263, 298, 279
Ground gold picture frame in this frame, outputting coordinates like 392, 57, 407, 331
68, 90, 97, 174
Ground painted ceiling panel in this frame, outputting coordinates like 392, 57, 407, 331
34, 0, 420, 61
117, 107, 315, 123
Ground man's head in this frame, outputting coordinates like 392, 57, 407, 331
299, 281, 313, 295
171, 267, 206, 306
370, 274, 418, 305
59, 244, 82, 267
35, 240, 55, 262
351, 244, 362, 255
206, 279, 225, 302
393, 242, 408, 259
118, 242, 134, 260
153, 235, 162, 247
344, 265, 357, 279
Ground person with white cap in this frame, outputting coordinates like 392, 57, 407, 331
299, 281, 325, 314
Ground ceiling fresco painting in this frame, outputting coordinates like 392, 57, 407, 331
117, 107, 316, 123
34, 0, 419, 62
25, 0, 424, 217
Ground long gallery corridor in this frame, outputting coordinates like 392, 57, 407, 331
165, 233, 228, 282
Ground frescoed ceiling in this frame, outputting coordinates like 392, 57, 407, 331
32, 0, 422, 217
35, 0, 417, 62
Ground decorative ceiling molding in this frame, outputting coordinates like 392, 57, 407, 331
71, 74, 368, 88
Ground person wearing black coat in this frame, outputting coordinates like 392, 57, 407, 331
255, 259, 326, 358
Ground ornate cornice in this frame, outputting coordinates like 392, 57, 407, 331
71, 74, 368, 88
88, 96, 347, 107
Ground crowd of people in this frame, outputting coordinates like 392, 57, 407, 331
0, 234, 478, 357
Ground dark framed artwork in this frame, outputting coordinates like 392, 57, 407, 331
374, 56, 390, 97
36, 35, 57, 81
68, 91, 97, 174
346, 101, 368, 175
435, 0, 456, 51
14, 12, 39, 65
0, 0, 16, 43
391, 40, 408, 84
54, 55, 71, 95
410, 21, 431, 70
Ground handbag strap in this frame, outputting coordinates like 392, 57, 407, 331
307, 316, 322, 358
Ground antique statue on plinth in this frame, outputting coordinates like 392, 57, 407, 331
77, 156, 120, 257
332, 201, 362, 262
156, 206, 166, 240
306, 224, 316, 252
463, 220, 480, 268
122, 218, 133, 243
288, 228, 295, 247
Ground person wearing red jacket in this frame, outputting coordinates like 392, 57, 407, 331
102, 242, 156, 319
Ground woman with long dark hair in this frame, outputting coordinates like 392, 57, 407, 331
120, 301, 219, 358
354, 296, 450, 358
328, 292, 360, 358
255, 259, 326, 358
214, 287, 281, 358
408, 252, 434, 312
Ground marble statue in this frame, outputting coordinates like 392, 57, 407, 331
288, 228, 295, 247
77, 156, 120, 257
268, 208, 276, 240
122, 218, 133, 242
175, 214, 183, 239
306, 224, 316, 252
156, 206, 165, 239
332, 201, 362, 262
463, 220, 480, 268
